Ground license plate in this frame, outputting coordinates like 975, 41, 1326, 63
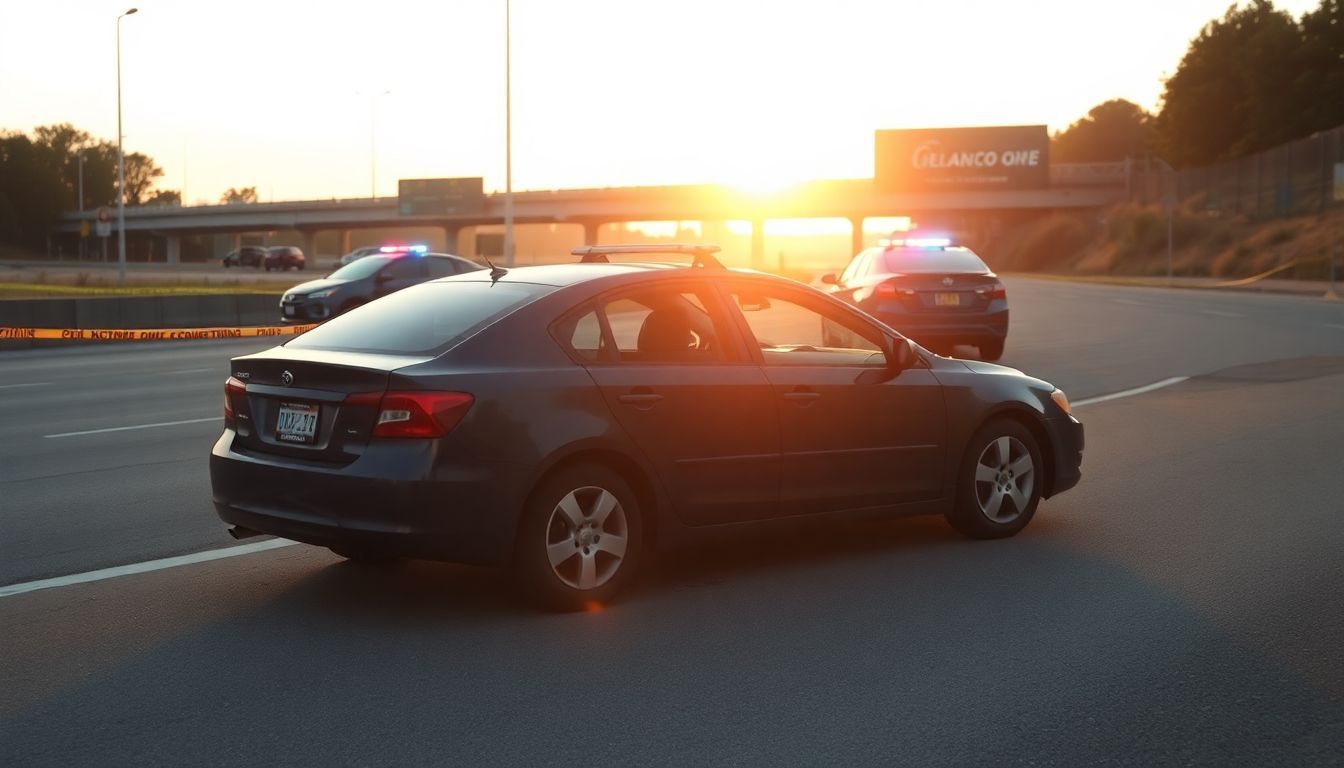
283, 306, 296, 317
934, 292, 961, 306
276, 402, 319, 444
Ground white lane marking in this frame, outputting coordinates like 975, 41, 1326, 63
1325, 323, 1344, 331
45, 416, 221, 439
1073, 377, 1189, 408
1201, 309, 1243, 318
165, 368, 215, 375
0, 382, 52, 390
0, 539, 299, 599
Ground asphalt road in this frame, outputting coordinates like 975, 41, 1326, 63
2, 277, 1343, 766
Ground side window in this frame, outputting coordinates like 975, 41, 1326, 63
731, 287, 884, 367
426, 258, 457, 279
382, 258, 424, 281
567, 309, 605, 361
601, 287, 725, 364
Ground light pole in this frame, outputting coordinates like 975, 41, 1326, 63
359, 90, 391, 198
504, 0, 514, 266
116, 7, 137, 284
77, 149, 86, 260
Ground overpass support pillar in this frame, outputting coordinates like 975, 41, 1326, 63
300, 230, 319, 266
850, 216, 865, 256
339, 229, 352, 255
582, 220, 603, 246
442, 225, 462, 254
750, 219, 765, 270
232, 233, 242, 251
165, 235, 181, 265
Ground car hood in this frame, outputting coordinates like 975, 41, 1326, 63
285, 278, 349, 296
957, 359, 1053, 390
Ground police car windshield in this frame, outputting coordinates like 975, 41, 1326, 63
328, 255, 394, 280
882, 247, 988, 274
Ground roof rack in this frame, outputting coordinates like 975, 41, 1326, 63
570, 244, 725, 270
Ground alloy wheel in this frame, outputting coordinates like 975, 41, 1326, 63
544, 486, 629, 590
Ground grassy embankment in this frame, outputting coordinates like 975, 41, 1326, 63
989, 201, 1343, 281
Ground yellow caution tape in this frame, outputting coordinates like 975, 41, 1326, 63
0, 324, 318, 341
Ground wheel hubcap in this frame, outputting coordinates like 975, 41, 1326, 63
544, 486, 628, 590
973, 435, 1035, 523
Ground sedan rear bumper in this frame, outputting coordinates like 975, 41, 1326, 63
210, 431, 527, 565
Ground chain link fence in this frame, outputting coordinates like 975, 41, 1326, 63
1130, 124, 1344, 218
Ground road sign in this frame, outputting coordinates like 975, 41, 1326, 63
96, 206, 112, 222
398, 177, 485, 216
80, 221, 90, 239
96, 219, 112, 237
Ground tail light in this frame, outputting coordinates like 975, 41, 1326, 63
874, 281, 916, 298
223, 376, 247, 427
976, 281, 1007, 300
345, 391, 475, 438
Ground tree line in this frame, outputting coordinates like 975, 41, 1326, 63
1052, 0, 1343, 167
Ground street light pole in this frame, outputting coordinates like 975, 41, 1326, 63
78, 149, 86, 260
362, 90, 390, 198
116, 7, 137, 285
503, 0, 514, 267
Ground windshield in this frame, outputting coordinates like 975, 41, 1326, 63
326, 255, 394, 280
881, 247, 989, 274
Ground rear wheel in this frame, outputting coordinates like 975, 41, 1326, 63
945, 418, 1043, 539
979, 337, 1005, 361
513, 463, 643, 611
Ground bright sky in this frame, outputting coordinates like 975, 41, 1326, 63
0, 0, 1321, 205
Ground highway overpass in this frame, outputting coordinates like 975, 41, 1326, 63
57, 165, 1129, 265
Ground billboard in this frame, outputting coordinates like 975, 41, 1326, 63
876, 126, 1049, 192
398, 177, 485, 216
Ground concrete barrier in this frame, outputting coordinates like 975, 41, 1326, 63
1, 294, 282, 350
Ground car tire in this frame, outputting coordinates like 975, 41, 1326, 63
328, 545, 401, 564
979, 338, 1005, 361
513, 463, 643, 612
945, 418, 1043, 539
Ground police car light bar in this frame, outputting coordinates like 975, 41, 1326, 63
379, 244, 429, 254
880, 237, 953, 248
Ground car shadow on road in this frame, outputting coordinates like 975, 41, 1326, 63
4, 507, 1341, 766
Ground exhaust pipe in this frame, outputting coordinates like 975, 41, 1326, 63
228, 526, 262, 540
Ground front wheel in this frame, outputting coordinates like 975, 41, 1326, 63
945, 418, 1043, 539
513, 463, 643, 611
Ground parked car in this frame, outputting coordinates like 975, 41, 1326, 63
213, 244, 1084, 611
820, 238, 1008, 360
264, 246, 306, 272
278, 248, 482, 322
222, 246, 267, 269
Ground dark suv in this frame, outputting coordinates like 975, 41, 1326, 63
264, 246, 306, 272
222, 246, 267, 269
279, 250, 482, 323
213, 244, 1083, 611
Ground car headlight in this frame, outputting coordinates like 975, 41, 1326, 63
307, 289, 336, 299
1050, 388, 1073, 417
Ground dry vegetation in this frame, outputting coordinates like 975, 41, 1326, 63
989, 203, 1344, 281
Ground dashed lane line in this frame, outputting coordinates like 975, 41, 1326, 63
0, 539, 299, 599
1072, 377, 1190, 408
45, 416, 221, 438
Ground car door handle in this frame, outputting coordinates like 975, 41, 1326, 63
783, 389, 821, 405
618, 391, 663, 407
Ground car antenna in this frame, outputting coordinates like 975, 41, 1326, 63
482, 255, 508, 283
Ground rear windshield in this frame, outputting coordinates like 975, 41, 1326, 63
882, 247, 989, 274
287, 280, 550, 354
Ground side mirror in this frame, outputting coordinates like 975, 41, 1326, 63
820, 273, 838, 285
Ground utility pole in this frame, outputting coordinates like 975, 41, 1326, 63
503, 0, 514, 267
